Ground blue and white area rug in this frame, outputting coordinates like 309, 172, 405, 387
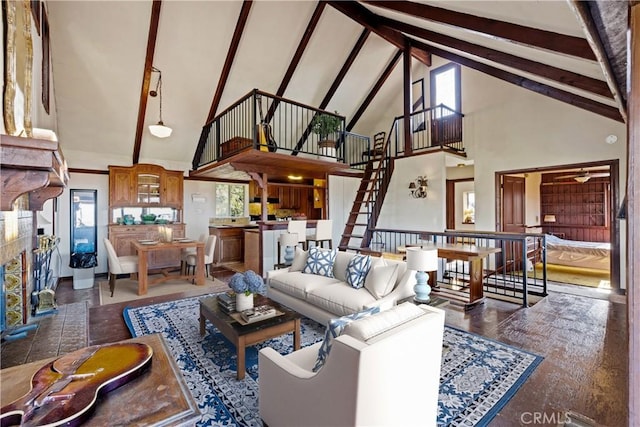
123, 295, 543, 426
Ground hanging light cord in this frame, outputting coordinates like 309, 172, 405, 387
151, 67, 164, 124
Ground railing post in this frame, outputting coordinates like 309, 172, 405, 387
521, 237, 529, 307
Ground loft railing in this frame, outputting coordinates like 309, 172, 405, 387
391, 104, 465, 156
358, 228, 547, 307
192, 89, 370, 170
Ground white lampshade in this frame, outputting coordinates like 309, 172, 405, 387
406, 247, 438, 272
543, 215, 556, 223
149, 122, 172, 138
574, 176, 590, 183
280, 232, 299, 247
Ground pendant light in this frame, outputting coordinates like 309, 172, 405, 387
149, 67, 172, 138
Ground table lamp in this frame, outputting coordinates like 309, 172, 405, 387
280, 232, 299, 266
405, 246, 439, 303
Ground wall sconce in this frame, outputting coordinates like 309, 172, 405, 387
409, 176, 428, 198
543, 215, 556, 223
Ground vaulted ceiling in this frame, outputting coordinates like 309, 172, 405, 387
46, 0, 628, 172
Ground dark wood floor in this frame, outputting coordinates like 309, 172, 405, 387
2, 270, 628, 426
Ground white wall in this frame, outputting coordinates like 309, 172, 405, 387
377, 152, 447, 231
183, 179, 216, 240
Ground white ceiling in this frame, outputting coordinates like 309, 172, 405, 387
44, 1, 624, 173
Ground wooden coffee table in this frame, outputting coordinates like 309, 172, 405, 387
199, 294, 301, 380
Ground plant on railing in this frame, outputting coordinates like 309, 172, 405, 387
310, 112, 342, 141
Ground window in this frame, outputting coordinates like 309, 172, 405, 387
463, 191, 475, 224
215, 184, 247, 217
430, 63, 461, 117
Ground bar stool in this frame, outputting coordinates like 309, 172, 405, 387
306, 219, 333, 249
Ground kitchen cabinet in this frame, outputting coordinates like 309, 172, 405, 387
209, 227, 247, 264
108, 164, 184, 209
108, 224, 185, 269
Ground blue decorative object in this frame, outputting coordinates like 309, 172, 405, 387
303, 247, 337, 277
345, 254, 372, 289
405, 247, 438, 303
228, 270, 266, 296
123, 295, 543, 427
312, 306, 380, 372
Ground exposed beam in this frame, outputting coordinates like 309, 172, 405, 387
379, 16, 612, 99
291, 28, 371, 155
567, 0, 627, 123
346, 49, 402, 131
133, 0, 162, 165
627, 4, 639, 426
364, 0, 596, 61
410, 38, 623, 123
267, 1, 326, 121
327, 0, 431, 66
206, 0, 252, 123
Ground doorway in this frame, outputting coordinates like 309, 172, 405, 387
495, 160, 620, 291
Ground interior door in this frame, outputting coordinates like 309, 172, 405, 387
502, 175, 526, 233
501, 175, 526, 272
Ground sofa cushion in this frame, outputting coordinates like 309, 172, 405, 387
343, 302, 425, 342
269, 271, 341, 299
303, 247, 337, 277
382, 257, 407, 283
364, 263, 399, 299
345, 254, 372, 289
312, 306, 380, 372
333, 251, 357, 282
289, 247, 308, 272
306, 282, 378, 317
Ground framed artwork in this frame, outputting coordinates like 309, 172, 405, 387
3, 0, 34, 136
412, 78, 425, 133
41, 2, 50, 114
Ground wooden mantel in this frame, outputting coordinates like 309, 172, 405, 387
0, 134, 69, 211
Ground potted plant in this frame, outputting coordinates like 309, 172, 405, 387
310, 112, 342, 158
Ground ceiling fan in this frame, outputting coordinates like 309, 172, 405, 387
554, 169, 610, 183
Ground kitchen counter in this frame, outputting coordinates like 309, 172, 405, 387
208, 224, 259, 229
257, 220, 318, 231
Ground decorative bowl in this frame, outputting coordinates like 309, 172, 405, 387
141, 213, 157, 222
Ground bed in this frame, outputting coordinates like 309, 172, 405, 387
544, 234, 611, 271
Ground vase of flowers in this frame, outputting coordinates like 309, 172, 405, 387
228, 270, 266, 312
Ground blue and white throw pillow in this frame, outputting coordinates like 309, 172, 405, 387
303, 247, 337, 277
345, 254, 372, 289
312, 306, 380, 372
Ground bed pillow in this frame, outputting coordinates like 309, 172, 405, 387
345, 254, 372, 289
312, 306, 380, 372
303, 247, 337, 277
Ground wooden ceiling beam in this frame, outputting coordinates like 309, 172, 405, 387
567, 0, 627, 123
379, 16, 612, 99
410, 38, 624, 123
363, 0, 596, 61
133, 0, 162, 165
346, 49, 402, 131
206, 0, 252, 123
266, 1, 326, 120
327, 0, 431, 66
291, 28, 371, 155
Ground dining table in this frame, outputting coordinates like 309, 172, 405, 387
130, 239, 205, 295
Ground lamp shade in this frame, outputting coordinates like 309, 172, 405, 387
149, 122, 172, 138
574, 176, 589, 183
280, 232, 299, 247
543, 215, 556, 223
405, 247, 438, 272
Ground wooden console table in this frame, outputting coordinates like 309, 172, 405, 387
0, 334, 199, 426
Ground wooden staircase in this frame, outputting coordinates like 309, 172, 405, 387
339, 133, 394, 252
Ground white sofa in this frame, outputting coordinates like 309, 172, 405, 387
259, 302, 446, 427
266, 249, 416, 325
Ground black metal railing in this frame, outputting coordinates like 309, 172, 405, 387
192, 89, 371, 170
391, 104, 465, 156
358, 228, 547, 307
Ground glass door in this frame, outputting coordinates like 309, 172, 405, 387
71, 189, 97, 254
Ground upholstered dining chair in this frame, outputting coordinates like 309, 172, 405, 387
181, 233, 206, 274
306, 219, 333, 249
184, 235, 217, 279
286, 220, 307, 249
103, 238, 138, 297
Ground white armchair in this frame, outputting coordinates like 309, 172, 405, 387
258, 303, 445, 427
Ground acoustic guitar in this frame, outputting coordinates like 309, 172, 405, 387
0, 342, 153, 427
257, 95, 278, 153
